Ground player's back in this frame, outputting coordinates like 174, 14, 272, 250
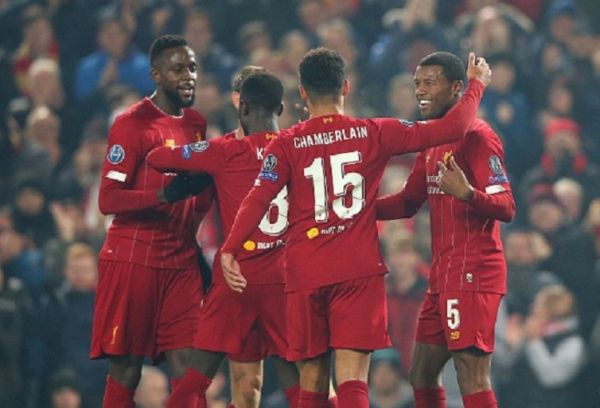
99, 98, 211, 270
274, 114, 394, 291
210, 131, 287, 284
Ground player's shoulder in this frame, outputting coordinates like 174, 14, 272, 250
183, 107, 207, 125
111, 103, 149, 129
126, 98, 157, 118
469, 118, 500, 141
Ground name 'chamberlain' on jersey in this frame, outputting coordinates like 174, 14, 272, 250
293, 125, 368, 149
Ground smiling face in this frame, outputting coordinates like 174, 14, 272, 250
414, 65, 461, 120
153, 46, 198, 109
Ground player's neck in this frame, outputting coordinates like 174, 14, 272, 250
308, 100, 344, 118
150, 93, 183, 117
243, 115, 279, 137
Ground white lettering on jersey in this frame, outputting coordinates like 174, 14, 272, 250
293, 126, 368, 149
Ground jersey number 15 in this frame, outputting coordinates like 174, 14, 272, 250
304, 151, 366, 223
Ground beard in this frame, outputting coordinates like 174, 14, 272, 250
164, 86, 195, 109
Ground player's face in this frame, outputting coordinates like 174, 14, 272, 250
414, 65, 459, 120
156, 46, 198, 108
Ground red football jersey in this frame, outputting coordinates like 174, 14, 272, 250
98, 98, 213, 269
222, 80, 485, 292
377, 118, 515, 294
147, 130, 286, 284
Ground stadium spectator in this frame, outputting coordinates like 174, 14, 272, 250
369, 348, 415, 408
0, 264, 32, 408
12, 5, 60, 96
47, 369, 84, 408
384, 230, 428, 377
526, 188, 599, 337
73, 16, 153, 101
501, 284, 587, 408
40, 243, 105, 407
503, 228, 561, 316
521, 118, 600, 218
134, 366, 169, 408
183, 10, 238, 91
0, 208, 47, 300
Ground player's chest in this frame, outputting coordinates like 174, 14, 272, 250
424, 146, 465, 197
149, 123, 204, 150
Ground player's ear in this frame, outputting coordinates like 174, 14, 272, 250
231, 92, 240, 110
298, 85, 308, 102
151, 66, 160, 84
452, 80, 463, 97
341, 79, 350, 96
276, 102, 284, 117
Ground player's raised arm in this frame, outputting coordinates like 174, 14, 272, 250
99, 117, 163, 215
380, 53, 491, 154
147, 140, 226, 175
376, 153, 428, 220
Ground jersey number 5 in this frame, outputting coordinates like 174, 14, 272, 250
446, 299, 460, 330
304, 151, 365, 223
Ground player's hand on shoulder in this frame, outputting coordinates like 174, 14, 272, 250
221, 252, 246, 293
466, 52, 491, 87
437, 156, 474, 201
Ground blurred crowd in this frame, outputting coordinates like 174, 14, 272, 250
1, 0, 600, 407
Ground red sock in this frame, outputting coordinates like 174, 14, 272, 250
414, 387, 447, 408
285, 384, 300, 408
166, 368, 211, 408
298, 389, 329, 408
103, 376, 135, 408
328, 395, 338, 408
463, 390, 497, 408
228, 405, 236, 408
337, 380, 368, 408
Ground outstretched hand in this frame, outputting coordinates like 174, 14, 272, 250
466, 52, 491, 87
221, 252, 247, 293
437, 156, 474, 201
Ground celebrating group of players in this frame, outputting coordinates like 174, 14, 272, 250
91, 33, 514, 408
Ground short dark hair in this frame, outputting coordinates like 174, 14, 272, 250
418, 52, 465, 84
232, 65, 267, 93
299, 47, 345, 97
240, 72, 283, 112
150, 35, 188, 67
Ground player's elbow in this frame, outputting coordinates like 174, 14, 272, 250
98, 196, 115, 215
499, 199, 516, 223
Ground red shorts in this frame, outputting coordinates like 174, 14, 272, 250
416, 291, 503, 353
285, 275, 391, 361
193, 283, 287, 361
90, 259, 203, 360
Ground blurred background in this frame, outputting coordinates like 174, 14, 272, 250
1, 0, 600, 407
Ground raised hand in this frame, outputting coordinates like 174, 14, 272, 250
221, 252, 247, 293
466, 52, 491, 87
437, 156, 474, 201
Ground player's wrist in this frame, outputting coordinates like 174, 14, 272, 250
461, 185, 475, 202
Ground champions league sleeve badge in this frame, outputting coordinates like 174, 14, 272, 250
258, 153, 279, 181
488, 155, 508, 184
107, 144, 125, 165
